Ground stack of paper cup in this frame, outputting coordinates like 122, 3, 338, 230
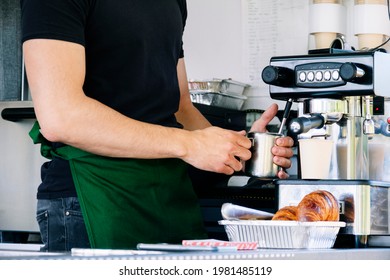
309, 0, 346, 49
354, 0, 390, 50
299, 138, 334, 179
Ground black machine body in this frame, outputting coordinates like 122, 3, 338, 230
261, 51, 390, 101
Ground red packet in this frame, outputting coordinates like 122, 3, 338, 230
182, 239, 257, 250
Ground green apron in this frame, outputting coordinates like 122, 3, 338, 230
30, 122, 207, 249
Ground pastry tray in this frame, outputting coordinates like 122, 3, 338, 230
218, 220, 346, 249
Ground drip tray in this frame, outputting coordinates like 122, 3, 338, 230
368, 236, 390, 247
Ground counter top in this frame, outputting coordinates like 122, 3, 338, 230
0, 244, 389, 260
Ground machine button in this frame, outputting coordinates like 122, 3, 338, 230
315, 71, 323, 81
332, 70, 340, 81
299, 71, 306, 82
307, 71, 315, 82
324, 70, 331, 81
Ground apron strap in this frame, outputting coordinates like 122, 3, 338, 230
29, 120, 91, 160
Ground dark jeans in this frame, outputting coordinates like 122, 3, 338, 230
36, 197, 90, 252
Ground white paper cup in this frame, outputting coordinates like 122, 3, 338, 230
354, 0, 388, 49
299, 138, 334, 179
369, 142, 385, 180
355, 0, 387, 5
313, 32, 338, 49
336, 142, 348, 179
313, 0, 341, 4
357, 34, 386, 50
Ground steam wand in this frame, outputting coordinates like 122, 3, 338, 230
278, 98, 294, 135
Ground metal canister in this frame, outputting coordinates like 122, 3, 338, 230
243, 132, 282, 178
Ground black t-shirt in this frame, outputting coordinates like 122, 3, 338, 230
21, 0, 188, 199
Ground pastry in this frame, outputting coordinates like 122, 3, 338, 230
297, 190, 339, 222
272, 205, 298, 221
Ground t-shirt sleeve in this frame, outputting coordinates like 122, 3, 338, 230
178, 0, 187, 58
21, 0, 90, 46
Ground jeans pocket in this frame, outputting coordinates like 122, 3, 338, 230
65, 209, 90, 249
36, 210, 48, 251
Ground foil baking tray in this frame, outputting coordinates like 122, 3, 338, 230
218, 220, 346, 249
188, 79, 250, 96
188, 79, 249, 110
190, 91, 247, 110
221, 203, 274, 220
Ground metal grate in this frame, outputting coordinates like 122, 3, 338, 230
0, 0, 22, 101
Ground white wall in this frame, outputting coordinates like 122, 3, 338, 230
184, 0, 243, 82
0, 102, 43, 232
183, 0, 309, 110
183, 0, 390, 110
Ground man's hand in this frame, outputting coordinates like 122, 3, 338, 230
250, 104, 294, 179
182, 127, 252, 175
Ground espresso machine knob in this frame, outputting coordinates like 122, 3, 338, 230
261, 65, 294, 86
288, 114, 325, 135
387, 117, 390, 134
339, 62, 365, 82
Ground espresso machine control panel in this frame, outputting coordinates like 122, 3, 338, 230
295, 62, 345, 88
262, 51, 390, 101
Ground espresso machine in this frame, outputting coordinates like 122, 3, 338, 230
261, 49, 390, 247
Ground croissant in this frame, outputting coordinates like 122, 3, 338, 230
297, 190, 339, 222
272, 206, 298, 221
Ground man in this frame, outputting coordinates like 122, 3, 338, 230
21, 0, 293, 251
